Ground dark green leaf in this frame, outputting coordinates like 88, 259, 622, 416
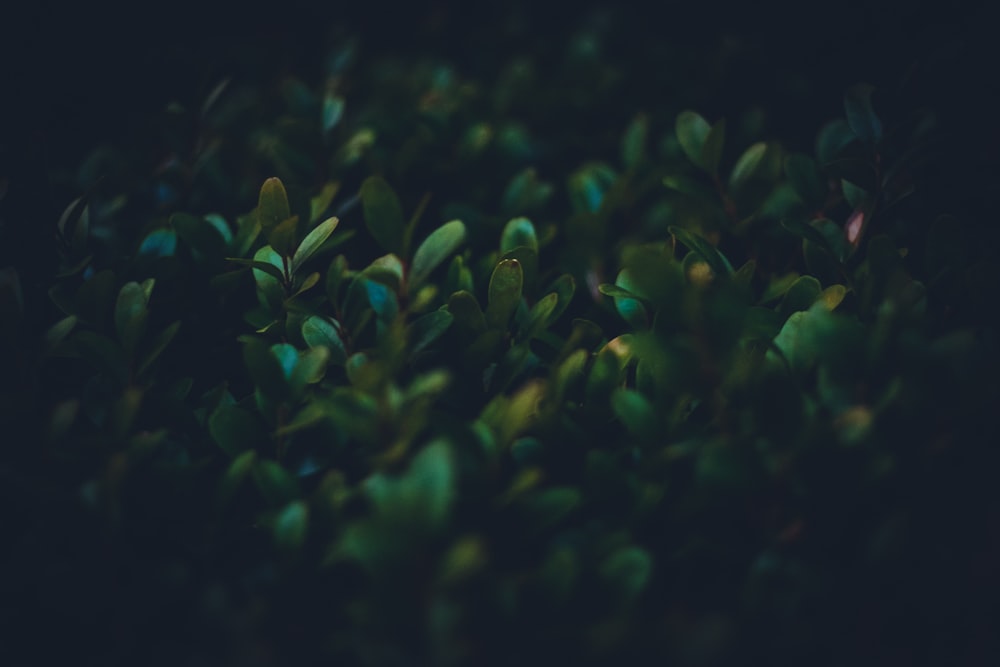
301, 316, 347, 365
668, 226, 734, 275
601, 546, 653, 604
209, 404, 262, 457
816, 119, 856, 164
267, 215, 300, 259
675, 110, 711, 169
486, 258, 523, 329
73, 331, 128, 386
136, 321, 181, 378
729, 141, 768, 189
253, 459, 300, 506
291, 216, 340, 273
785, 153, 827, 207
409, 220, 467, 292
172, 212, 225, 260
778, 276, 822, 317
611, 388, 658, 440
448, 290, 487, 335
289, 346, 330, 394
518, 292, 558, 342
702, 118, 726, 176
226, 257, 285, 282
545, 274, 575, 326
114, 281, 149, 357
243, 337, 290, 401
621, 112, 648, 169
257, 177, 292, 235
274, 501, 309, 551
408, 309, 454, 355
361, 176, 406, 255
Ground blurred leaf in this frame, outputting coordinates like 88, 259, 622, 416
137, 228, 177, 257
408, 309, 454, 355
621, 112, 649, 169
217, 450, 257, 511
114, 281, 149, 357
546, 274, 576, 325
777, 276, 822, 317
227, 257, 284, 283
409, 220, 467, 292
209, 405, 261, 457
268, 215, 300, 259
611, 388, 658, 440
500, 217, 539, 254
365, 439, 455, 530
274, 501, 309, 551
73, 331, 128, 386
816, 119, 857, 164
291, 216, 340, 273
729, 141, 768, 189
257, 177, 292, 235
448, 290, 487, 336
676, 110, 711, 169
702, 118, 726, 176
243, 337, 290, 401
844, 83, 882, 144
486, 258, 523, 329
361, 176, 406, 255
253, 459, 300, 506
785, 153, 827, 207
518, 292, 558, 342
136, 320, 181, 378
172, 213, 225, 260
289, 346, 330, 395
601, 546, 653, 605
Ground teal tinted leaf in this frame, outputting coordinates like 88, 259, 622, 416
361, 175, 406, 255
267, 215, 300, 258
729, 141, 768, 189
243, 338, 289, 401
301, 316, 347, 365
204, 214, 233, 246
621, 112, 649, 169
610, 269, 649, 329
364, 278, 399, 323
138, 228, 177, 257
136, 320, 181, 377
816, 119, 856, 164
668, 226, 734, 275
274, 501, 309, 551
408, 309, 454, 355
486, 258, 523, 329
448, 290, 487, 335
845, 83, 882, 144
209, 404, 261, 457
253, 459, 300, 506
611, 388, 658, 440
518, 292, 558, 342
291, 216, 339, 273
114, 281, 149, 356
702, 118, 726, 176
73, 331, 128, 386
409, 220, 467, 292
271, 343, 299, 380
601, 546, 653, 604
784, 153, 827, 207
676, 110, 711, 169
568, 162, 617, 214
500, 217, 538, 254
322, 93, 345, 135
257, 177, 292, 235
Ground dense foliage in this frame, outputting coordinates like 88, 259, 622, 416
2, 9, 998, 666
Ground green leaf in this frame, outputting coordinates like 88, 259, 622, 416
226, 257, 285, 283
777, 275, 822, 317
545, 274, 575, 326
310, 181, 340, 223
448, 290, 487, 336
209, 404, 261, 457
408, 309, 454, 355
243, 337, 290, 401
361, 176, 406, 255
301, 316, 347, 365
518, 292, 558, 342
267, 215, 300, 259
291, 216, 340, 273
816, 119, 857, 164
702, 118, 726, 177
611, 389, 658, 441
598, 283, 643, 300
409, 220, 467, 292
676, 110, 711, 169
363, 253, 405, 291
365, 439, 455, 530
217, 450, 257, 511
500, 217, 538, 254
73, 331, 128, 386
363, 278, 399, 324
784, 153, 827, 207
841, 179, 870, 210
253, 459, 300, 506
138, 228, 177, 257
257, 177, 292, 235
621, 112, 649, 169
668, 226, 734, 275
289, 346, 330, 395
486, 258, 523, 329
114, 281, 149, 357
844, 83, 882, 144
274, 501, 309, 551
74, 269, 116, 327
136, 320, 181, 378
601, 546, 653, 604
172, 213, 225, 260
729, 141, 768, 189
